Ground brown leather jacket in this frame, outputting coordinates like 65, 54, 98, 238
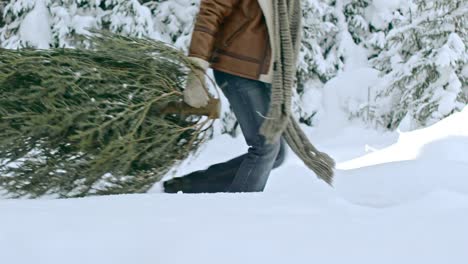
188, 0, 272, 82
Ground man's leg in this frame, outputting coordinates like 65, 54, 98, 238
163, 70, 285, 193
213, 70, 282, 192
163, 138, 285, 193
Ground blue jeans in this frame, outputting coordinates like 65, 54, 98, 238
164, 70, 286, 193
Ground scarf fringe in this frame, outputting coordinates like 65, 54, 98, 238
284, 118, 335, 185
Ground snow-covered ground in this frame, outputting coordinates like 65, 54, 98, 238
1, 105, 467, 264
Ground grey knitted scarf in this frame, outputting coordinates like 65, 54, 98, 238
259, 0, 335, 185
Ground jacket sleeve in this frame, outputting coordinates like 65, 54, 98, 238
188, 0, 239, 62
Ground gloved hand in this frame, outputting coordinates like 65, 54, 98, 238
183, 57, 210, 108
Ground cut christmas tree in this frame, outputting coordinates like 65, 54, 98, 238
0, 31, 218, 198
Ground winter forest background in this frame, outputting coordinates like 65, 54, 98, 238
1, 0, 466, 135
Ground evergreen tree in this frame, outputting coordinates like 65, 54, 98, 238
297, 0, 340, 89
0, 0, 7, 28
102, 0, 155, 38
145, 0, 199, 51
296, 0, 378, 126
371, 0, 467, 129
0, 32, 214, 198
48, 0, 104, 48
0, 0, 105, 49
0, 0, 156, 49
0, 0, 43, 48
344, 0, 379, 56
295, 0, 339, 125
463, 64, 468, 101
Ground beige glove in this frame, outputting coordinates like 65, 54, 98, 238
183, 57, 210, 108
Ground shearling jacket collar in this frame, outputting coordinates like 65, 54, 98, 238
257, 0, 275, 83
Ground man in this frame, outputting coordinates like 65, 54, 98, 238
164, 0, 334, 193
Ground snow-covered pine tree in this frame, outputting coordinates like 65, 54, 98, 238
0, 0, 7, 28
330, 0, 406, 71
145, 0, 199, 51
296, 0, 381, 126
102, 0, 155, 39
371, 0, 467, 130
0, 0, 157, 49
344, 0, 386, 57
344, 0, 370, 44
297, 0, 340, 90
48, 0, 104, 48
295, 0, 340, 125
356, 0, 408, 58
463, 64, 468, 101
0, 0, 106, 49
0, 0, 47, 48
